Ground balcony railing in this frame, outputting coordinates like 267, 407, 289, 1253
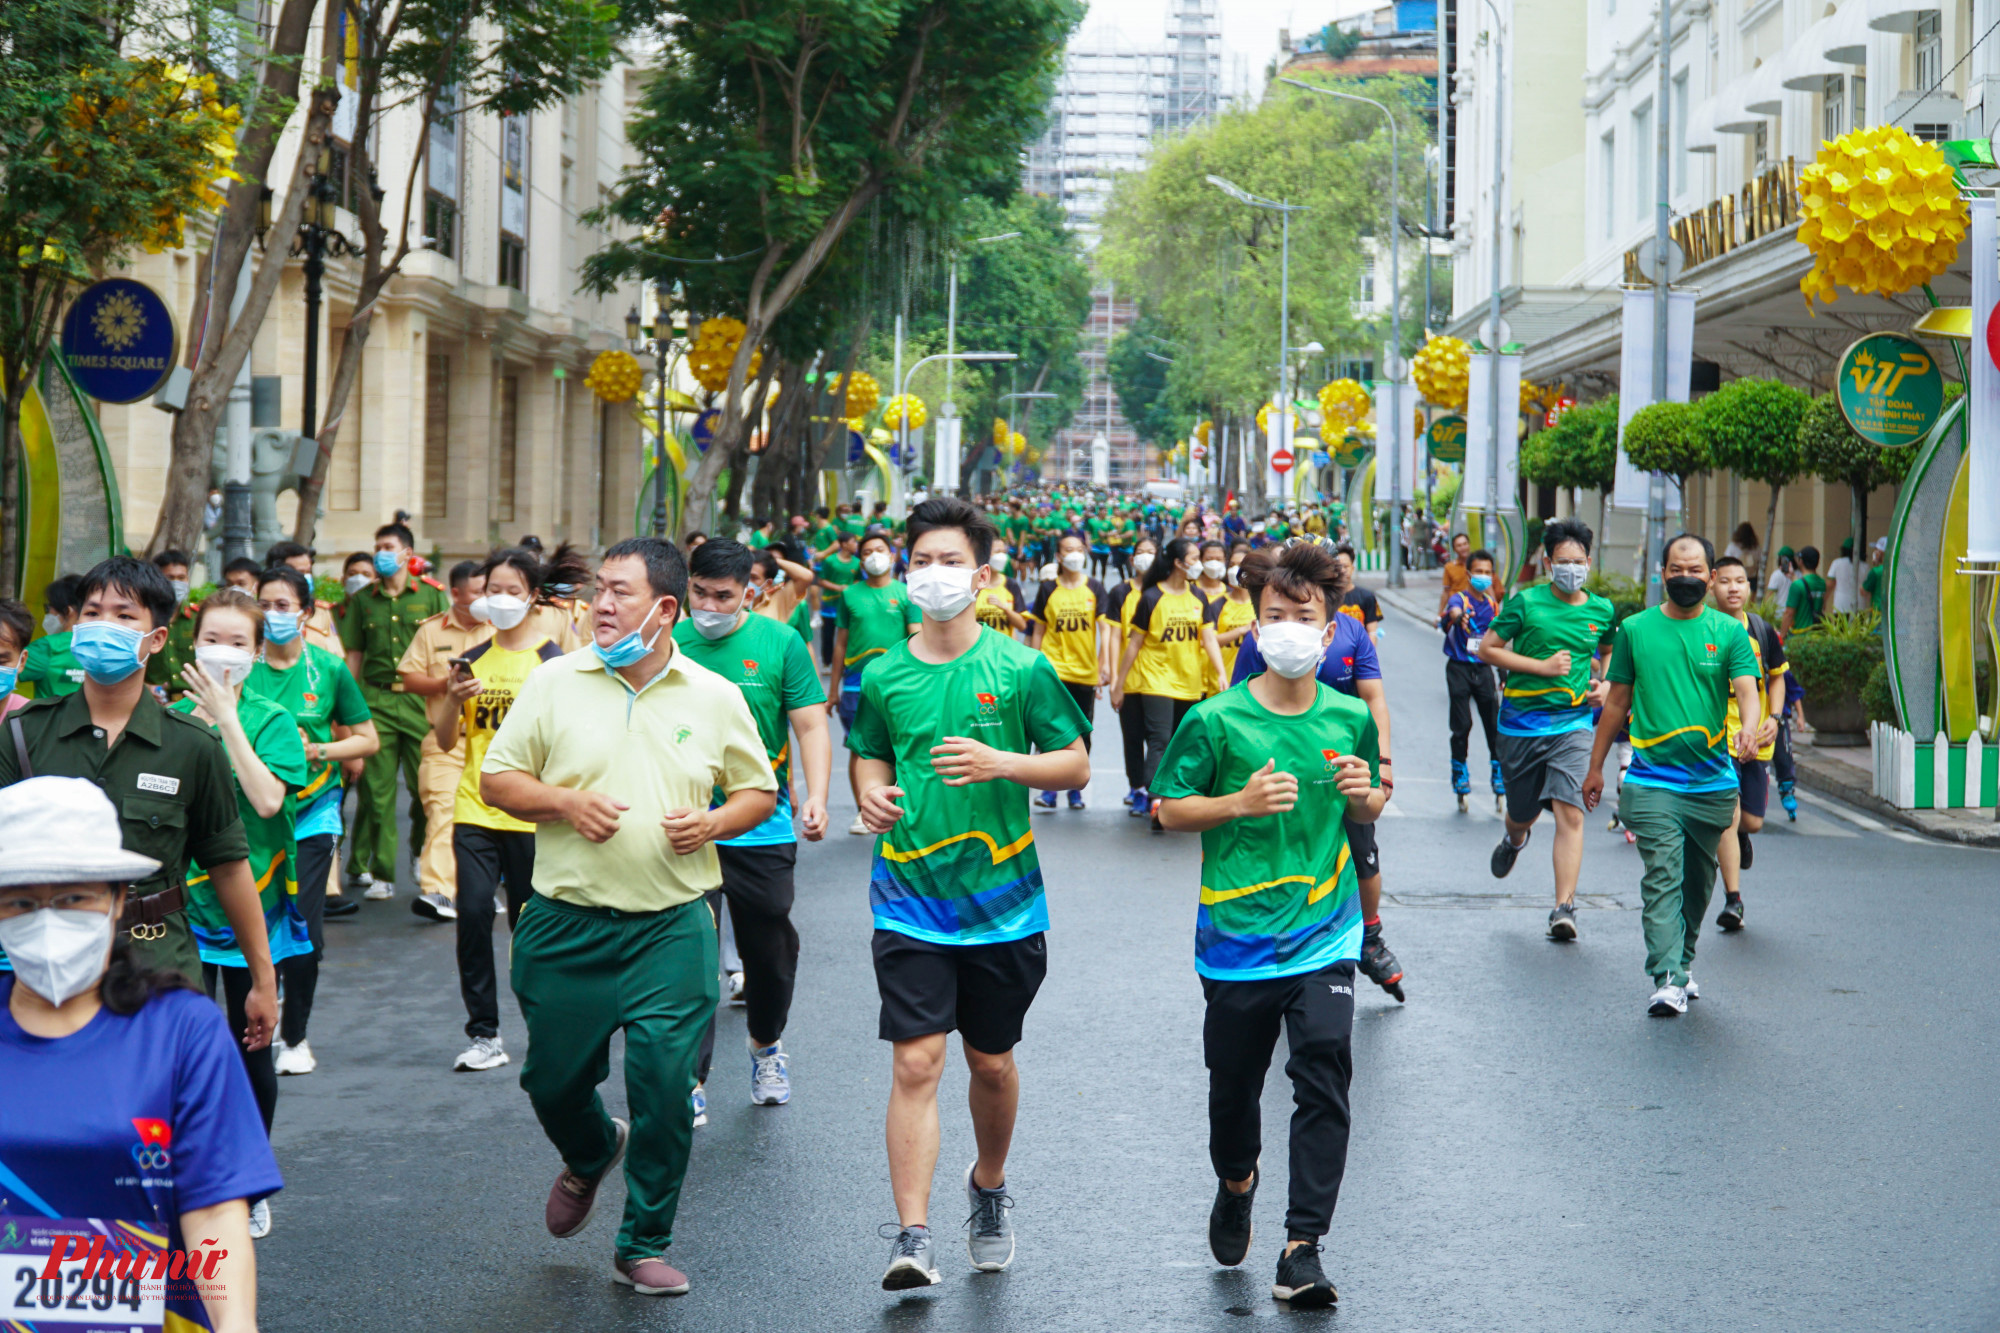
1623, 159, 1800, 284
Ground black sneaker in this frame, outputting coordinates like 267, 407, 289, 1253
1271, 1242, 1337, 1307
1737, 829, 1754, 870
1358, 930, 1405, 1003
1547, 901, 1578, 941
323, 897, 360, 919
1716, 894, 1745, 931
1208, 1173, 1256, 1267
1490, 830, 1527, 878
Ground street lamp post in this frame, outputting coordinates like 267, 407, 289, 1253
1276, 78, 1406, 587
1001, 391, 1057, 487
944, 231, 1022, 422
1480, 0, 1507, 557
1206, 175, 1307, 523
900, 350, 1018, 495
627, 289, 678, 539
285, 150, 359, 564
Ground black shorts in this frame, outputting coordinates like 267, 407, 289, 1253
1736, 757, 1769, 819
1343, 816, 1379, 879
717, 841, 796, 916
872, 929, 1047, 1052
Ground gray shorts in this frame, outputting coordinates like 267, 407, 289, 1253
1497, 728, 1593, 824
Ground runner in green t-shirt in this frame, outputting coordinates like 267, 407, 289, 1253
810, 512, 839, 552
1584, 535, 1760, 1015
676, 537, 833, 1107
851, 496, 1090, 1291
1478, 518, 1614, 940
817, 532, 862, 673
831, 531, 921, 833
1153, 539, 1383, 1307
1780, 545, 1827, 633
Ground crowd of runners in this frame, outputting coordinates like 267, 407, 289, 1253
0, 482, 1821, 1321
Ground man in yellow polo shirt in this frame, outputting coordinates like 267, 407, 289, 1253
480, 537, 775, 1301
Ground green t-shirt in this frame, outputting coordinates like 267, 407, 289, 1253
836, 579, 919, 673
819, 551, 861, 612
244, 642, 372, 809
1862, 564, 1883, 605
18, 629, 84, 698
810, 523, 839, 552
787, 597, 814, 646
1152, 682, 1379, 980
839, 514, 866, 538
672, 612, 825, 846
749, 530, 771, 548
1785, 572, 1826, 628
848, 632, 1090, 945
1606, 604, 1759, 793
173, 691, 312, 967
1486, 583, 1615, 736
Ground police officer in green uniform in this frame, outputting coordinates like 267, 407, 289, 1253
18, 574, 86, 698
0, 557, 276, 1046
143, 549, 199, 696
339, 522, 448, 897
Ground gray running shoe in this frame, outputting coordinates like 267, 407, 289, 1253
1547, 901, 1578, 941
963, 1164, 1016, 1271
1490, 830, 1527, 878
880, 1224, 941, 1290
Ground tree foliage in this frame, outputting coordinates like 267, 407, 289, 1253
1107, 311, 1187, 448
1521, 398, 1618, 494
1796, 390, 1916, 550
1623, 400, 1709, 486
1695, 377, 1809, 487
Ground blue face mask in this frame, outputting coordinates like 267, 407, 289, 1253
373, 550, 403, 578
0, 664, 16, 697
1469, 574, 1493, 591
264, 610, 302, 645
71, 621, 149, 684
592, 601, 668, 669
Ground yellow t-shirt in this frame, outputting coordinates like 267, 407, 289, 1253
1204, 591, 1257, 691
1029, 578, 1106, 686
454, 637, 564, 830
479, 647, 778, 911
1723, 610, 1787, 762
974, 579, 1027, 638
1124, 585, 1209, 701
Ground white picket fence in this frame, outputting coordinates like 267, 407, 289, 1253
1871, 722, 2000, 810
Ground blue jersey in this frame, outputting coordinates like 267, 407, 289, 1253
1440, 591, 1499, 663
1228, 612, 1381, 697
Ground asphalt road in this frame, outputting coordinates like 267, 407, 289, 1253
258, 595, 2000, 1332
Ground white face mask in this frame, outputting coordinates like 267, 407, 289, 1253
194, 644, 254, 689
1550, 562, 1590, 593
42, 613, 63, 636
1060, 551, 1087, 572
484, 593, 531, 630
1131, 553, 1155, 575
345, 574, 372, 597
1227, 565, 1242, 587
467, 596, 492, 623
0, 907, 114, 1006
862, 551, 894, 578
906, 564, 979, 621
690, 607, 740, 640
1257, 621, 1326, 679
1202, 560, 1225, 580
990, 552, 1010, 573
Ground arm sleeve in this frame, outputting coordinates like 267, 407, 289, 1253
167, 993, 285, 1211
1203, 596, 1224, 627
846, 671, 894, 763
1761, 620, 1788, 673
480, 665, 550, 776
255, 708, 310, 794
1133, 586, 1163, 637
835, 595, 853, 630
1607, 622, 1637, 685
1487, 594, 1523, 645
338, 598, 365, 651
780, 629, 826, 708
330, 657, 373, 725
902, 591, 923, 628
1008, 579, 1026, 609
1724, 620, 1760, 680
716, 690, 780, 794
1229, 630, 1263, 685
1358, 713, 1382, 784
1349, 624, 1382, 681
394, 624, 432, 677
1784, 581, 1807, 614
18, 639, 49, 689
185, 729, 251, 871
1149, 708, 1216, 798
1359, 591, 1382, 625
1027, 584, 1052, 624
1023, 656, 1089, 752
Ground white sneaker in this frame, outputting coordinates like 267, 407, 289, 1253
849, 816, 869, 835
691, 1083, 708, 1127
1648, 983, 1688, 1016
248, 1198, 272, 1239
454, 1035, 509, 1071
275, 1040, 317, 1075
411, 892, 457, 922
1684, 976, 1699, 1001
727, 971, 746, 1006
363, 879, 393, 900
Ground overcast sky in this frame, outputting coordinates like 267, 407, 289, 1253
1076, 0, 1382, 100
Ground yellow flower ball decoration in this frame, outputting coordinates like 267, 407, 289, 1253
828, 370, 880, 423
1317, 379, 1372, 434
1195, 420, 1213, 446
1010, 431, 1027, 455
1412, 335, 1470, 410
686, 317, 762, 393
1257, 403, 1295, 436
1798, 125, 1967, 304
883, 394, 928, 430
584, 349, 644, 404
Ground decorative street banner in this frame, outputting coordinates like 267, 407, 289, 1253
1971, 196, 2000, 561
60, 278, 178, 404
1374, 379, 1418, 503
1463, 352, 1521, 509
1612, 287, 1696, 511
1836, 331, 1943, 448
1427, 414, 1466, 465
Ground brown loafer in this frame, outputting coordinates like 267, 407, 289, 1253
545, 1117, 628, 1238
612, 1254, 690, 1296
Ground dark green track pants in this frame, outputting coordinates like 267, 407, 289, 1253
1619, 783, 1736, 988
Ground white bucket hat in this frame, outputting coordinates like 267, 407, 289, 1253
0, 777, 163, 888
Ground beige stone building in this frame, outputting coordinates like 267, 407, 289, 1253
93, 14, 660, 574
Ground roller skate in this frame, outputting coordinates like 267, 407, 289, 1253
1451, 759, 1471, 812
1490, 759, 1506, 812
1778, 779, 1798, 821
1359, 923, 1405, 1003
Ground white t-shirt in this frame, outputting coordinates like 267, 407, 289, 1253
1766, 567, 1792, 605
1826, 556, 1858, 613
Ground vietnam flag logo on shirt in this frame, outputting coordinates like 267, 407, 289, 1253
976, 691, 999, 717
742, 659, 759, 676
1322, 748, 1340, 772
132, 1118, 172, 1148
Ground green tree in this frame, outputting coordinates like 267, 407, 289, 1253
0, 0, 266, 591
587, 0, 1082, 535
1623, 399, 1709, 532
1521, 397, 1618, 537
1106, 312, 1186, 448
1693, 377, 1810, 582
1796, 391, 1916, 555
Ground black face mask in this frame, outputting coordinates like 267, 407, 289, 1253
1664, 575, 1709, 608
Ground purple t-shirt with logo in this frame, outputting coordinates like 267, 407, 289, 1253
1228, 612, 1381, 697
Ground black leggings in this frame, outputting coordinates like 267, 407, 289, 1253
696, 844, 803, 1081
280, 831, 336, 1047
1128, 693, 1194, 792
1063, 680, 1096, 753
1203, 961, 1355, 1240
1445, 658, 1500, 765
205, 963, 277, 1134
453, 824, 532, 1039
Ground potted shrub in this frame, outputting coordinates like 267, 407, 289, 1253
1784, 612, 1883, 746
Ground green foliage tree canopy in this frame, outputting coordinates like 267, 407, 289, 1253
1623, 399, 1709, 484
1695, 377, 1809, 487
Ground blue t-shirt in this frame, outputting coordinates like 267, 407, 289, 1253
0, 980, 282, 1331
1439, 591, 1499, 663
1228, 613, 1381, 697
